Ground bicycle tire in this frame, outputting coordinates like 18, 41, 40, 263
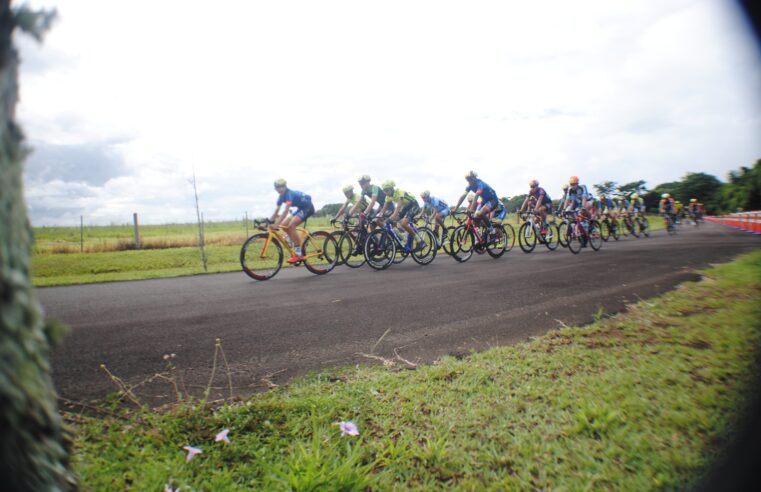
450, 225, 474, 263
544, 223, 560, 251
588, 220, 603, 251
629, 219, 640, 238
364, 229, 395, 270
567, 225, 582, 254
502, 223, 516, 252
486, 224, 507, 258
609, 220, 620, 240
639, 217, 650, 237
411, 228, 438, 265
599, 220, 610, 241
518, 222, 537, 253
240, 233, 283, 281
302, 231, 338, 275
441, 226, 456, 255
329, 231, 346, 265
337, 232, 365, 268
558, 221, 570, 248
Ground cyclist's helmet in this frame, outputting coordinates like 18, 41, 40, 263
529, 179, 538, 188
274, 178, 287, 188
661, 193, 670, 199
421, 190, 431, 199
358, 174, 371, 184
381, 180, 395, 191
465, 170, 478, 180
690, 198, 697, 203
342, 185, 353, 194
631, 193, 639, 199
569, 175, 579, 185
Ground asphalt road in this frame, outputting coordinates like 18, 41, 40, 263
40, 222, 760, 407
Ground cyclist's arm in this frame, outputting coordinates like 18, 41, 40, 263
362, 195, 378, 216
390, 200, 402, 221
333, 199, 351, 221
272, 201, 292, 226
453, 192, 467, 211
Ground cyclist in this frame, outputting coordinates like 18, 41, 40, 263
659, 193, 676, 227
556, 183, 570, 214
453, 171, 500, 232
628, 193, 645, 218
518, 179, 552, 232
350, 175, 392, 223
332, 185, 368, 224
420, 190, 450, 241
563, 176, 592, 216
598, 193, 618, 223
674, 200, 684, 224
688, 198, 703, 223
270, 178, 315, 263
378, 180, 427, 251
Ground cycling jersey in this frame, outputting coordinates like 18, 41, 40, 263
566, 184, 589, 208
361, 184, 387, 206
465, 179, 498, 203
385, 188, 417, 207
600, 197, 615, 211
630, 197, 645, 212
423, 196, 450, 214
660, 198, 675, 212
277, 189, 312, 209
528, 186, 552, 206
344, 192, 368, 210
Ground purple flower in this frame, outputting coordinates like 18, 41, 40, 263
338, 421, 359, 436
215, 428, 231, 444
183, 445, 202, 462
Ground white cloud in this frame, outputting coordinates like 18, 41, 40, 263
16, 0, 761, 225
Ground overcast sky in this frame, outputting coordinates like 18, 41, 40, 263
16, 0, 761, 226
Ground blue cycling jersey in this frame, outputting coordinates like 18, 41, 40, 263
423, 196, 449, 213
277, 189, 312, 209
466, 179, 498, 202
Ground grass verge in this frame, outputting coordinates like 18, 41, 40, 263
69, 251, 761, 490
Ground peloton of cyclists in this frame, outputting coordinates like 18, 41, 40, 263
270, 179, 315, 264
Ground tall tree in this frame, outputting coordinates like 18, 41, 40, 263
678, 172, 723, 212
722, 160, 761, 213
617, 180, 647, 198
593, 181, 617, 197
0, 4, 74, 489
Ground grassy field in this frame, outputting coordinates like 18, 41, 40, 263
69, 250, 761, 490
32, 214, 665, 286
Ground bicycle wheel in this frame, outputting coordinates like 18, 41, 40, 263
486, 224, 507, 258
502, 223, 516, 252
411, 228, 438, 265
629, 219, 640, 238
441, 226, 456, 255
302, 231, 338, 275
364, 229, 396, 270
240, 233, 283, 280
588, 220, 603, 251
450, 225, 474, 263
329, 231, 346, 265
558, 221, 570, 248
639, 217, 650, 237
544, 223, 560, 251
337, 232, 365, 268
518, 222, 537, 253
599, 220, 610, 241
567, 225, 582, 254
609, 220, 620, 240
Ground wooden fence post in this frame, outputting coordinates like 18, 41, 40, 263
133, 213, 141, 249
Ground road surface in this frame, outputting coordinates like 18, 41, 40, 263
39, 222, 760, 407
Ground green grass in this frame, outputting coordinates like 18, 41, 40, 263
70, 250, 761, 490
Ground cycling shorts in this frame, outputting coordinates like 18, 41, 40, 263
399, 202, 421, 220
293, 202, 315, 221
